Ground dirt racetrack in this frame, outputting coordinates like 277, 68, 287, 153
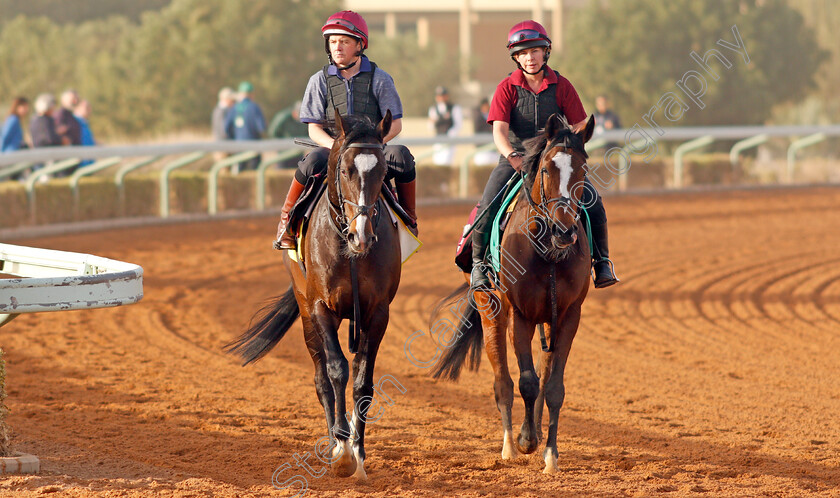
2, 187, 840, 497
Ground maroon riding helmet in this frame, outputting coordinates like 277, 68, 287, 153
322, 10, 369, 68
507, 20, 552, 74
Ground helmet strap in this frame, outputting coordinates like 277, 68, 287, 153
335, 58, 358, 70
512, 59, 547, 76
511, 47, 550, 75
324, 37, 365, 69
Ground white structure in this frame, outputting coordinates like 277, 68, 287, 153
347, 0, 585, 93
0, 244, 143, 328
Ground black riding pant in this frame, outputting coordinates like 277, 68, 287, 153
295, 145, 416, 185
471, 157, 607, 256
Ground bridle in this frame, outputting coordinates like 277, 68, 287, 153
520, 137, 588, 237
522, 135, 589, 354
328, 141, 385, 241
325, 140, 386, 355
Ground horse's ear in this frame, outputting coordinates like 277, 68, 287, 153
333, 107, 346, 139
545, 113, 562, 139
377, 109, 392, 142
576, 115, 596, 144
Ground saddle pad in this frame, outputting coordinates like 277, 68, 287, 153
486, 185, 595, 272
489, 178, 524, 272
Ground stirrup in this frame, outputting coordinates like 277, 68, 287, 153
592, 258, 619, 288
273, 228, 296, 251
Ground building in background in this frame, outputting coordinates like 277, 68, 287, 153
347, 0, 585, 101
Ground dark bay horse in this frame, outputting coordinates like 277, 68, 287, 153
226, 111, 401, 480
432, 114, 595, 473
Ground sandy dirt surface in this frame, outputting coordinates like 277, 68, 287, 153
1, 187, 839, 497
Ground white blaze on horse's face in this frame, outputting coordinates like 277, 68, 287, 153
353, 153, 379, 239
553, 152, 573, 199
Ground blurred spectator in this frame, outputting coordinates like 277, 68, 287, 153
74, 100, 96, 166
30, 93, 61, 148
53, 89, 81, 146
1, 96, 30, 153
268, 100, 307, 169
224, 81, 265, 172
269, 100, 307, 139
473, 97, 492, 134
593, 95, 621, 150
212, 86, 235, 162
472, 97, 500, 166
428, 86, 462, 165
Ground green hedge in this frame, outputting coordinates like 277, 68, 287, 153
0, 155, 756, 229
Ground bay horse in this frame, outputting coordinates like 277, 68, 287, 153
432, 114, 595, 473
226, 111, 401, 480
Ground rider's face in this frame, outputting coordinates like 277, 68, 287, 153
514, 47, 546, 73
329, 35, 362, 66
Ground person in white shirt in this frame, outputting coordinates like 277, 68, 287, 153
428, 86, 462, 165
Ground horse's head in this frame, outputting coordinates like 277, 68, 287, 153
328, 109, 392, 255
521, 113, 595, 257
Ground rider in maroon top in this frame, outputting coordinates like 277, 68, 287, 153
469, 20, 619, 289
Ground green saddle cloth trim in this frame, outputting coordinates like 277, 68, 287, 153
489, 177, 523, 272
488, 177, 593, 273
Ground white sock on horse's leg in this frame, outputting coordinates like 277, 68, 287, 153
501, 429, 518, 460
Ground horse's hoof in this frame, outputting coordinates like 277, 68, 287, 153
501, 430, 518, 460
543, 449, 559, 474
331, 440, 357, 478
352, 446, 368, 481
501, 446, 517, 460
353, 463, 368, 481
515, 434, 538, 455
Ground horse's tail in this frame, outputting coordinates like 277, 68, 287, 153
224, 284, 300, 366
430, 283, 484, 381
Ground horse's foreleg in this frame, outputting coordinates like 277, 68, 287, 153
543, 304, 582, 474
349, 305, 388, 481
511, 311, 539, 455
535, 341, 553, 444
302, 314, 336, 438
476, 293, 515, 459
312, 302, 356, 477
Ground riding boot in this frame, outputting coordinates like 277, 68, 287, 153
469, 210, 492, 289
395, 180, 419, 236
273, 179, 306, 250
590, 221, 619, 288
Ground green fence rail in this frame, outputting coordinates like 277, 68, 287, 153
159, 152, 206, 218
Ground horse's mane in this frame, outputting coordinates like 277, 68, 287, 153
337, 114, 381, 155
520, 115, 585, 195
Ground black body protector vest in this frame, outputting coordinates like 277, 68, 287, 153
323, 61, 382, 137
432, 103, 454, 135
508, 69, 562, 152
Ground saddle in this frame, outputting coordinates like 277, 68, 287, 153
454, 179, 592, 274
454, 179, 523, 273
286, 175, 421, 266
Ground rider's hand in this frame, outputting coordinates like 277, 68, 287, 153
507, 151, 524, 172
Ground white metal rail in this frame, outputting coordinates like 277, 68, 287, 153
0, 244, 144, 327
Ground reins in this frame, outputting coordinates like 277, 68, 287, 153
327, 140, 385, 355
328, 142, 385, 239
521, 138, 586, 354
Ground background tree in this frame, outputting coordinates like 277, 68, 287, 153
775, 0, 840, 124
0, 0, 340, 138
561, 0, 826, 126
369, 34, 460, 117
0, 0, 171, 25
